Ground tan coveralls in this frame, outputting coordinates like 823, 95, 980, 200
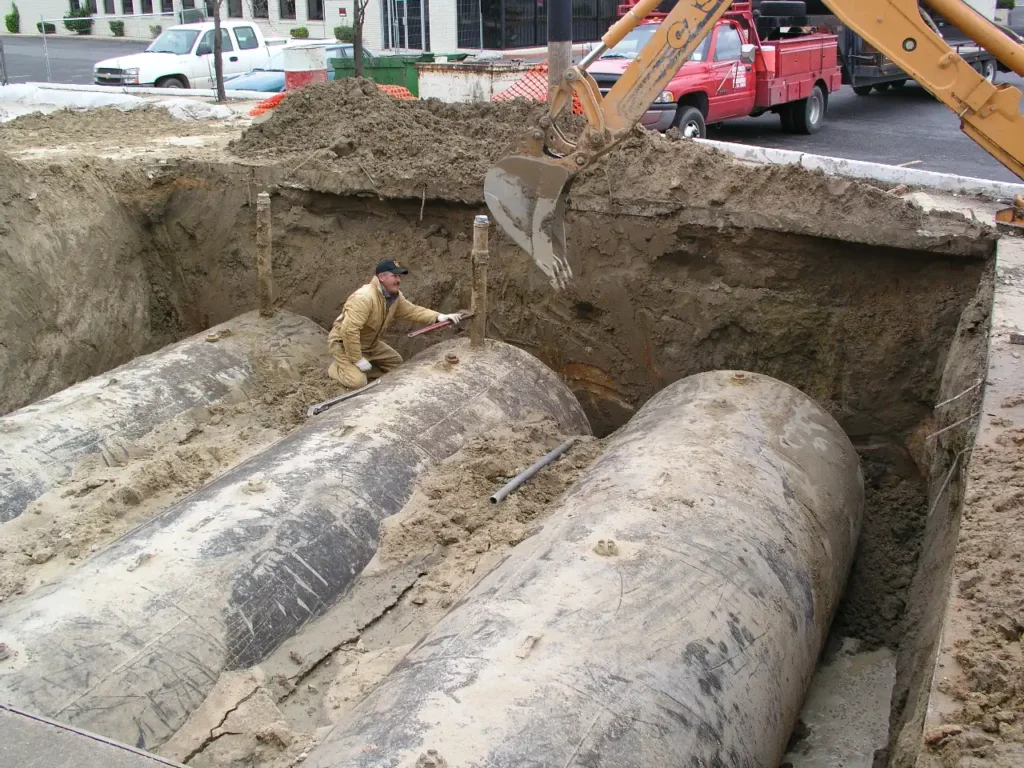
327, 276, 439, 389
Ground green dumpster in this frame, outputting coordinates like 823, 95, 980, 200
329, 52, 471, 96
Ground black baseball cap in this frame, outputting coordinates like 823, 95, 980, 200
375, 259, 409, 275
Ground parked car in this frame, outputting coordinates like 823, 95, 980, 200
225, 44, 380, 93
94, 20, 279, 89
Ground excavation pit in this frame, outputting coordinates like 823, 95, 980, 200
0, 86, 1004, 767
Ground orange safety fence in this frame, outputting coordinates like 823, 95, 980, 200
248, 82, 416, 116
492, 61, 585, 115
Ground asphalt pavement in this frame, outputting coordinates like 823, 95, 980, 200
0, 36, 147, 86
0, 34, 1023, 183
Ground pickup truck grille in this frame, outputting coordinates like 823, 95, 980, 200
95, 68, 129, 85
589, 73, 619, 96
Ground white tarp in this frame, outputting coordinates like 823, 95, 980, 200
0, 84, 237, 123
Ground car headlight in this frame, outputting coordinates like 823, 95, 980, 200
123, 67, 140, 84
654, 90, 675, 104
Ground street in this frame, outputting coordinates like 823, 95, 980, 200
0, 34, 1022, 182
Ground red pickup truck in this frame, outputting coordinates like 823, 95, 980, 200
586, 2, 842, 138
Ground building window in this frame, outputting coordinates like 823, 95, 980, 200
70, 0, 99, 11
307, 0, 324, 21
279, 0, 296, 19
252, 0, 268, 17
122, 0, 133, 14
227, 0, 243, 15
104, 0, 114, 11
234, 25, 259, 48
141, 0, 153, 13
162, 0, 173, 12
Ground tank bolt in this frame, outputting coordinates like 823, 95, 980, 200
0, 643, 10, 661
588, 133, 604, 147
575, 155, 587, 166
446, 353, 460, 365
732, 372, 749, 382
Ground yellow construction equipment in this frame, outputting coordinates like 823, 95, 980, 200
484, 0, 1024, 289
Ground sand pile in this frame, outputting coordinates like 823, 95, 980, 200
161, 415, 602, 768
0, 358, 338, 604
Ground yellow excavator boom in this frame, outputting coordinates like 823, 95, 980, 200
484, 0, 1024, 290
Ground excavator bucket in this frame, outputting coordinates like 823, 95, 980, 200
484, 155, 576, 291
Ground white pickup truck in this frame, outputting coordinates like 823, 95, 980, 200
94, 20, 286, 89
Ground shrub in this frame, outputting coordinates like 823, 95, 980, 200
150, 24, 162, 37
4, 2, 19, 34
109, 19, 124, 36
36, 21, 56, 33
334, 24, 354, 42
997, 0, 1014, 9
290, 26, 309, 38
63, 7, 94, 35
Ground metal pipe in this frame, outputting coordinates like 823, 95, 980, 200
0, 39, 8, 87
470, 214, 489, 347
578, 41, 607, 70
40, 18, 52, 83
547, 0, 572, 94
489, 437, 576, 504
306, 378, 381, 417
303, 370, 864, 768
921, 0, 1024, 78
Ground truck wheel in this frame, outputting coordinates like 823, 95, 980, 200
852, 85, 873, 96
983, 59, 997, 84
758, 1, 807, 14
790, 84, 825, 134
891, 79, 908, 89
672, 106, 706, 139
157, 76, 186, 89
779, 105, 796, 132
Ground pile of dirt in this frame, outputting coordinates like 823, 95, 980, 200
924, 429, 1024, 766
0, 105, 231, 150
0, 358, 338, 604
162, 415, 602, 768
229, 78, 548, 198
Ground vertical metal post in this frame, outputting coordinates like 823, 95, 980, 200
0, 39, 8, 87
419, 0, 426, 51
40, 17, 53, 83
256, 192, 275, 317
477, 0, 483, 50
547, 0, 571, 95
470, 214, 489, 347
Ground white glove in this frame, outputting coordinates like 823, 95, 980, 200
438, 312, 465, 325
355, 357, 372, 373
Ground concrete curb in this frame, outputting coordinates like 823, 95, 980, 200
26, 80, 269, 101
0, 32, 153, 43
697, 138, 1024, 201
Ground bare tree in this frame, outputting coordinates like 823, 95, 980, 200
353, 0, 369, 77
211, 0, 226, 102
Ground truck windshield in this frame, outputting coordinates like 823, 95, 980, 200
600, 25, 711, 61
147, 29, 200, 55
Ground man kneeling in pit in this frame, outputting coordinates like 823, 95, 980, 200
327, 259, 465, 389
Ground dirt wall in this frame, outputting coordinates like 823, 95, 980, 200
0, 155, 183, 415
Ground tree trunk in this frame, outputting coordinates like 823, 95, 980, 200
354, 0, 366, 77
213, 0, 226, 102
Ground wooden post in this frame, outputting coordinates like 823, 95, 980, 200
256, 192, 274, 317
470, 214, 489, 347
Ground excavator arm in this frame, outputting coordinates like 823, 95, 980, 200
484, 0, 1024, 290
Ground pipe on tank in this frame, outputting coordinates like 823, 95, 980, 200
0, 310, 329, 523
304, 370, 864, 768
0, 339, 590, 752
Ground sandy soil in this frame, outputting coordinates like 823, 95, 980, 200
0, 105, 237, 150
0, 357, 338, 604
158, 416, 602, 768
